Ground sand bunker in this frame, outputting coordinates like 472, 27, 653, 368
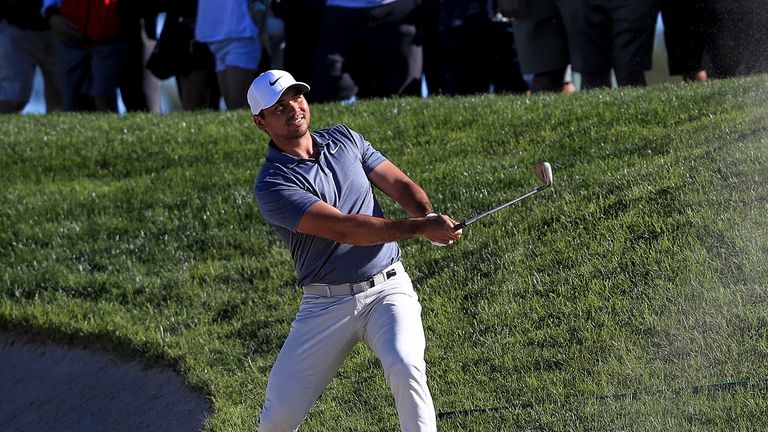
0, 333, 211, 431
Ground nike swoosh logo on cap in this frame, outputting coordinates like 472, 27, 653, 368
269, 76, 282, 86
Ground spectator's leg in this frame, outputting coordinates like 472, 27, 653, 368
0, 21, 36, 113
614, 70, 646, 87
13, 27, 64, 112
490, 21, 529, 94
208, 38, 260, 110
54, 40, 92, 111
530, 67, 568, 93
140, 19, 162, 113
660, 0, 707, 78
311, 6, 359, 103
610, 0, 658, 87
217, 66, 256, 109
361, 0, 422, 98
437, 22, 480, 95
557, 0, 587, 74
576, 0, 613, 89
581, 71, 611, 89
38, 34, 64, 111
177, 68, 220, 111
119, 21, 149, 111
90, 42, 128, 112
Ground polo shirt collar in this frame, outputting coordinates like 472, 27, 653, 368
266, 130, 332, 168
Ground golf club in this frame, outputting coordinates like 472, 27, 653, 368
453, 161, 553, 231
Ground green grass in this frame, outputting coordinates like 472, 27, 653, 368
2, 76, 768, 431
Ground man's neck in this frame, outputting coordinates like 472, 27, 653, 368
273, 133, 315, 159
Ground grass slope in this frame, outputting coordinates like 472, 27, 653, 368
2, 76, 767, 431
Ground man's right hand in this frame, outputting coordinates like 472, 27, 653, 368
424, 214, 462, 246
49, 15, 81, 44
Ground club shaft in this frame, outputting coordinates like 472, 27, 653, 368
454, 185, 548, 230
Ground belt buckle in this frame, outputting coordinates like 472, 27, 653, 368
348, 266, 397, 296
350, 280, 368, 295
350, 277, 376, 295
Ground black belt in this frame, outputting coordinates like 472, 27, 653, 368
302, 262, 403, 297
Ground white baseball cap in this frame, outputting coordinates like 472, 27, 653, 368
247, 70, 310, 115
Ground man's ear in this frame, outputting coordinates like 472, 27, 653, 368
253, 115, 266, 131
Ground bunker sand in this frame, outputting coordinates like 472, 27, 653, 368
0, 333, 211, 431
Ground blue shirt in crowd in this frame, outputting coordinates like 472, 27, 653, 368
195, 0, 259, 42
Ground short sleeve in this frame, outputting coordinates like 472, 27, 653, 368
342, 125, 387, 174
255, 175, 320, 231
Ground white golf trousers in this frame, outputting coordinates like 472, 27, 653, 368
258, 268, 436, 432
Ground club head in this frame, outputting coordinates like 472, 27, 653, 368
533, 162, 553, 188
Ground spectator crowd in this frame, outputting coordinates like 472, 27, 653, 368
1, 0, 767, 114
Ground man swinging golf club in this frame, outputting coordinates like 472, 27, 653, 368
249, 69, 462, 431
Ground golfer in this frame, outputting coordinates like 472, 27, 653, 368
249, 70, 462, 431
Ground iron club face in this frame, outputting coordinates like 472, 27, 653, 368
453, 161, 554, 230
533, 161, 554, 188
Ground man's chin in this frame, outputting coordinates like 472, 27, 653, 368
286, 126, 309, 140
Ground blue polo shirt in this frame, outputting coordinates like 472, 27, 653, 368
254, 124, 402, 287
